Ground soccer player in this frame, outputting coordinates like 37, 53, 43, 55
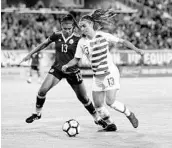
62, 9, 144, 130
27, 51, 42, 84
19, 14, 107, 129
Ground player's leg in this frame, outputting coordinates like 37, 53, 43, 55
106, 89, 139, 128
26, 72, 61, 123
36, 73, 60, 114
69, 82, 107, 128
27, 66, 33, 83
104, 64, 138, 128
66, 71, 107, 128
92, 91, 117, 131
36, 66, 42, 83
92, 75, 117, 131
92, 91, 111, 124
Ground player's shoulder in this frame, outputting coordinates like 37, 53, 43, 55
53, 31, 62, 37
49, 31, 62, 41
96, 30, 110, 37
96, 30, 120, 41
77, 37, 87, 46
96, 30, 106, 35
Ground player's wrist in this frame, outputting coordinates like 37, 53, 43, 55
65, 65, 69, 69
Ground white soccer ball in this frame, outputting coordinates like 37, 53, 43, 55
62, 119, 80, 137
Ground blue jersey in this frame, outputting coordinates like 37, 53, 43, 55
48, 31, 80, 72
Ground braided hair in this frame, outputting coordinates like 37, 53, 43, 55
80, 9, 117, 29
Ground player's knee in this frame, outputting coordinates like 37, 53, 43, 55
108, 100, 118, 109
96, 106, 110, 119
38, 90, 47, 97
106, 98, 116, 107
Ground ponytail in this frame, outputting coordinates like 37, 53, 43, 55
81, 9, 117, 28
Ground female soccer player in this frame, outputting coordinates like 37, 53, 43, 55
20, 14, 107, 129
62, 9, 144, 130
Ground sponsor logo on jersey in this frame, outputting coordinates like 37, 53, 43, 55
69, 39, 74, 44
49, 68, 54, 73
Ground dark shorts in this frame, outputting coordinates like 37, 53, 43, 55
31, 65, 40, 71
48, 66, 83, 85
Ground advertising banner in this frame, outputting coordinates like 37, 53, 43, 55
1, 50, 54, 67
78, 50, 172, 67
1, 49, 172, 67
1, 50, 30, 67
119, 65, 172, 77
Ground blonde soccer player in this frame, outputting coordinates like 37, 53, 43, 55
62, 9, 144, 131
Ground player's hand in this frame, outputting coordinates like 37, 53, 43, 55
136, 49, 144, 56
19, 54, 31, 65
62, 65, 68, 72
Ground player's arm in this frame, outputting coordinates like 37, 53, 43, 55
104, 32, 144, 56
19, 32, 59, 64
62, 58, 81, 72
19, 39, 52, 64
119, 39, 144, 56
62, 39, 84, 72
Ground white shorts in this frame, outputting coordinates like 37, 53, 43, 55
92, 65, 120, 92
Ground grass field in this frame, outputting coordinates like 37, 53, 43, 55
1, 72, 172, 148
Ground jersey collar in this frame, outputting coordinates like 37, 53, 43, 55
61, 32, 74, 43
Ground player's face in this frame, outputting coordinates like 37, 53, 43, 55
79, 20, 94, 37
61, 21, 73, 37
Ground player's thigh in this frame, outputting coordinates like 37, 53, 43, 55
92, 91, 106, 108
106, 89, 118, 106
39, 73, 60, 94
70, 82, 87, 98
66, 70, 83, 85
67, 70, 86, 97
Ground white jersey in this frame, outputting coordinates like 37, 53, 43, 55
75, 31, 122, 76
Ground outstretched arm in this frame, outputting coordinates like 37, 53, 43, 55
103, 32, 144, 55
19, 39, 52, 64
62, 58, 81, 72
121, 40, 144, 55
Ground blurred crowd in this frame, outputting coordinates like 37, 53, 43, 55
1, 1, 172, 50
110, 10, 172, 50
134, 0, 172, 16
1, 12, 61, 50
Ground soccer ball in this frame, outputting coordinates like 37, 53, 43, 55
62, 119, 80, 137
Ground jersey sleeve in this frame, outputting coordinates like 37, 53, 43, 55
74, 39, 84, 59
48, 32, 59, 42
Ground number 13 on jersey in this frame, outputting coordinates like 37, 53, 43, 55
61, 44, 68, 53
107, 77, 115, 87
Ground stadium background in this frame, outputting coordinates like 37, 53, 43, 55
1, 0, 172, 77
1, 1, 172, 148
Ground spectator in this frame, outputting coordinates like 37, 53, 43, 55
1, 0, 172, 50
